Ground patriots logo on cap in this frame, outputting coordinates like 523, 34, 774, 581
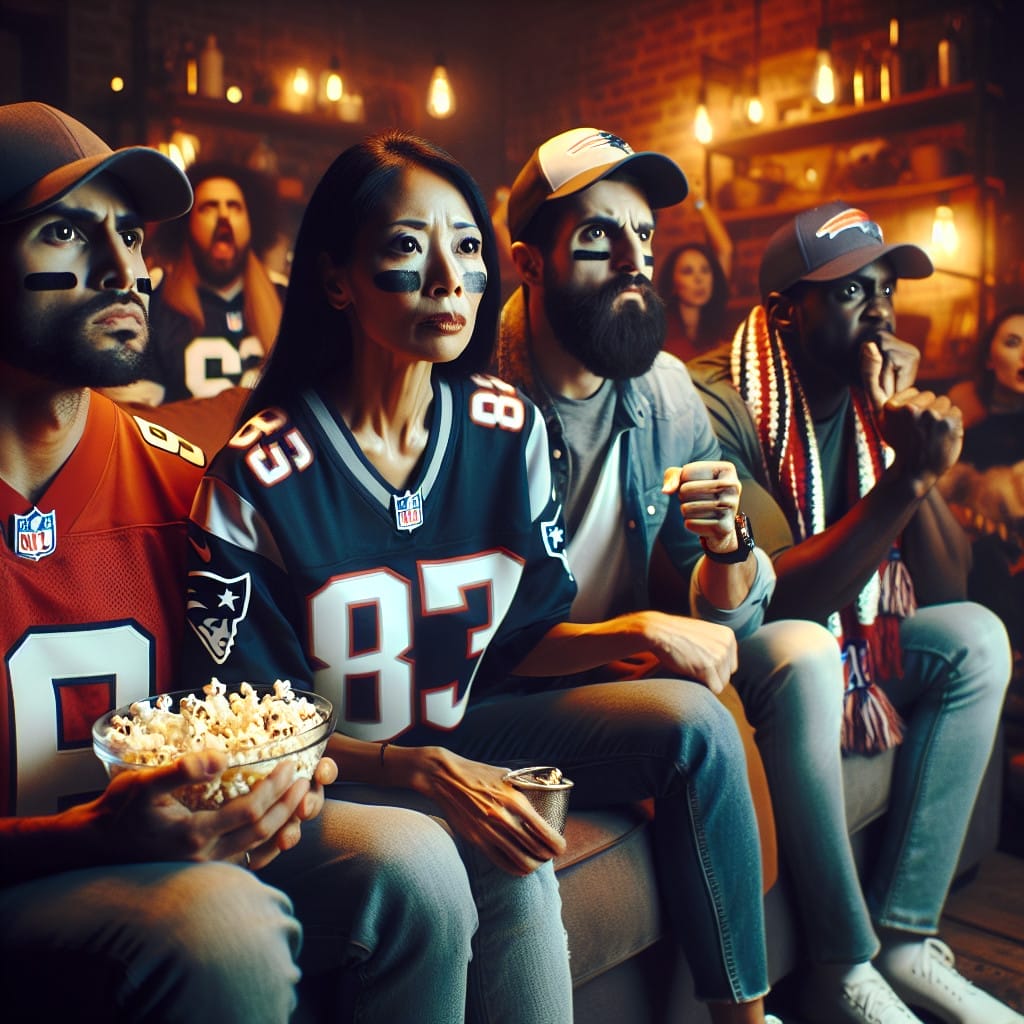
815, 207, 884, 243
186, 570, 252, 664
567, 131, 633, 157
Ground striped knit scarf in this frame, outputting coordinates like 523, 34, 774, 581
731, 305, 915, 754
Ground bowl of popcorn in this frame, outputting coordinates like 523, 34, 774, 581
92, 680, 335, 811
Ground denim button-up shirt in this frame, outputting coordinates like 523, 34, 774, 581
496, 287, 774, 640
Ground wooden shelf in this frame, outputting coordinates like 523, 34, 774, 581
150, 94, 368, 143
718, 175, 1005, 226
704, 82, 1002, 161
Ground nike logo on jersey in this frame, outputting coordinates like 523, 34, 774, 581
190, 535, 213, 563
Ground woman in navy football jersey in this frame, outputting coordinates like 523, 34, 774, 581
185, 133, 772, 1023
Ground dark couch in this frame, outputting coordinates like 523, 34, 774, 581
556, 733, 1004, 1023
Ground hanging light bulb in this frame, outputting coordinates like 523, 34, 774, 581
427, 61, 455, 118
292, 67, 311, 98
320, 55, 344, 111
280, 66, 314, 113
814, 26, 836, 105
694, 80, 713, 144
746, 94, 764, 125
931, 202, 959, 256
746, 0, 764, 125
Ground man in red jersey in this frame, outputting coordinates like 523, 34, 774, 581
0, 102, 317, 1022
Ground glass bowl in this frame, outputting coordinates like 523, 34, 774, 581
92, 682, 335, 811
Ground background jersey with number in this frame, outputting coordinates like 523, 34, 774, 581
0, 393, 206, 816
182, 374, 576, 746
147, 280, 286, 402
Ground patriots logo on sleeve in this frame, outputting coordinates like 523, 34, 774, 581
541, 504, 573, 579
186, 570, 252, 664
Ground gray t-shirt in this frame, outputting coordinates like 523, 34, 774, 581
553, 380, 618, 534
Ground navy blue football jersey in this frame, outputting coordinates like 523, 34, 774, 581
148, 282, 284, 402
182, 373, 576, 745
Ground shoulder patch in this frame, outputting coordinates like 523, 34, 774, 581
229, 407, 314, 488
186, 570, 252, 664
133, 414, 207, 467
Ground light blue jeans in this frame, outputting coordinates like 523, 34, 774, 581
0, 861, 301, 1023
452, 674, 769, 1004
0, 797, 562, 1024
266, 796, 572, 1024
733, 604, 1011, 965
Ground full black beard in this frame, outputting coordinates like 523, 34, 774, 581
543, 272, 666, 380
0, 292, 151, 387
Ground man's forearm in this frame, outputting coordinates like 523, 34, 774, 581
769, 467, 925, 621
695, 547, 758, 609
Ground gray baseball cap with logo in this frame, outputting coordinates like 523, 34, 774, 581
758, 200, 933, 301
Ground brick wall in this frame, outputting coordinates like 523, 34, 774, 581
3, 0, 1012, 317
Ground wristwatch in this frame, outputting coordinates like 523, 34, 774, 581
701, 513, 755, 564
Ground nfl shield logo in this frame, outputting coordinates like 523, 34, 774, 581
394, 488, 424, 532
13, 506, 57, 561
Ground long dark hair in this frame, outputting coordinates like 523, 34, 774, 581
656, 242, 730, 349
242, 131, 500, 420
975, 305, 1024, 408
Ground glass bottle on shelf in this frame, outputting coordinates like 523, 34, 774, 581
879, 18, 902, 102
853, 40, 878, 107
182, 38, 198, 97
198, 35, 224, 100
937, 16, 964, 89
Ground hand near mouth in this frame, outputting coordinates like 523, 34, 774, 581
861, 332, 920, 409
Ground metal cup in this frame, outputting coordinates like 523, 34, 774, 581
503, 765, 574, 834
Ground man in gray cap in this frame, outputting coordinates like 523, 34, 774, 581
690, 202, 1017, 1024
494, 125, 807, 1024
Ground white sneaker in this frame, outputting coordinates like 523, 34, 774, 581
879, 936, 1024, 1024
765, 1016, 784, 1023
799, 964, 924, 1023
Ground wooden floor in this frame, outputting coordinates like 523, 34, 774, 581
778, 849, 1024, 1023
939, 850, 1024, 1016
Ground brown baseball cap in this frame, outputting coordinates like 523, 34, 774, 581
0, 101, 193, 224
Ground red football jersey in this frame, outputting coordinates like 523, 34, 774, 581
0, 393, 206, 816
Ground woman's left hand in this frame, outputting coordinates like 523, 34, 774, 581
410, 747, 566, 876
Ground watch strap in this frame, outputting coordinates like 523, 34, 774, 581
700, 512, 754, 564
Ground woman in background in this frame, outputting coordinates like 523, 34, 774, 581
658, 240, 732, 361
941, 306, 1024, 657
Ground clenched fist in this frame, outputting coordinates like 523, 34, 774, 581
663, 460, 742, 556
